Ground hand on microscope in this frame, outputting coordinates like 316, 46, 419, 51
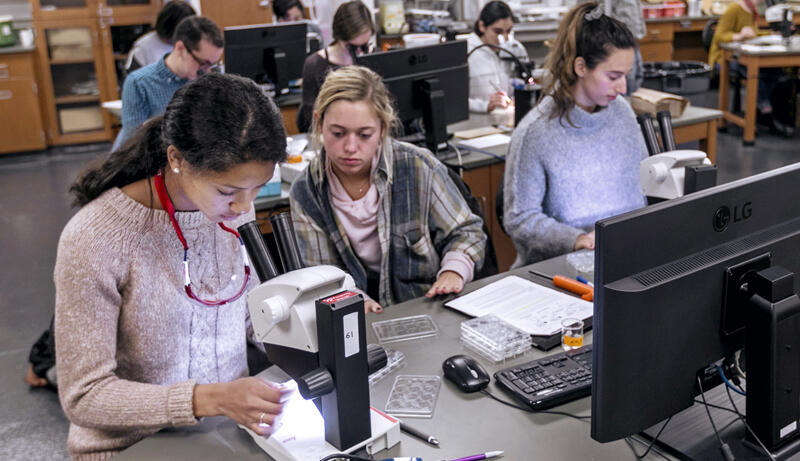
192, 377, 292, 437
425, 270, 464, 298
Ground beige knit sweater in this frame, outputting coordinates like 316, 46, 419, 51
54, 188, 257, 460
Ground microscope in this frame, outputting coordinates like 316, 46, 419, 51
236, 213, 400, 460
765, 1, 794, 40
637, 110, 717, 203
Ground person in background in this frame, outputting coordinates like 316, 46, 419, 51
112, 16, 224, 152
708, 0, 789, 136
466, 1, 515, 113
272, 0, 324, 39
55, 73, 289, 459
290, 66, 487, 311
296, 1, 376, 133
125, 0, 196, 73
504, 1, 647, 265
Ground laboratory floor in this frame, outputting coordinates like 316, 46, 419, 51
1, 93, 798, 460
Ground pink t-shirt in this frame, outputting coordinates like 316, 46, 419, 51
326, 154, 475, 291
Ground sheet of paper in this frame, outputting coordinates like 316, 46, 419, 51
454, 126, 504, 139
740, 44, 787, 52
445, 275, 593, 336
457, 133, 511, 149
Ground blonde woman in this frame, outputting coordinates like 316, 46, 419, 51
290, 66, 487, 312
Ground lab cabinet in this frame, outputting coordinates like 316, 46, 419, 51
0, 52, 46, 154
32, 0, 158, 145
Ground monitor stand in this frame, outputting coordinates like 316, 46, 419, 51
397, 131, 459, 160
641, 386, 800, 460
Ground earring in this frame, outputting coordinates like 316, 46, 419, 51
172, 168, 180, 174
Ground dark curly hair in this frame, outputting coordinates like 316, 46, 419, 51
154, 1, 196, 43
272, 0, 303, 21
71, 73, 287, 207
474, 1, 514, 36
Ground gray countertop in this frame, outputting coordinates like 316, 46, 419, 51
645, 15, 715, 24
0, 43, 35, 54
721, 39, 800, 56
115, 254, 673, 461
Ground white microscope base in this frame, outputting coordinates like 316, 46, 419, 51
241, 385, 400, 461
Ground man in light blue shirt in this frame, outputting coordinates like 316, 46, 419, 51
112, 16, 223, 152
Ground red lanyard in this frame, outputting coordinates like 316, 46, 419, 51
154, 171, 251, 306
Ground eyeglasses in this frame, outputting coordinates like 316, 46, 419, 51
187, 48, 219, 70
154, 171, 251, 307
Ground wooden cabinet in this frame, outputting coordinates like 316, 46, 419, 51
640, 18, 713, 63
200, 0, 273, 30
639, 22, 673, 62
0, 52, 46, 154
31, 0, 159, 145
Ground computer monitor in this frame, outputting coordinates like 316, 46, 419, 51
224, 22, 319, 97
356, 41, 469, 156
591, 163, 800, 457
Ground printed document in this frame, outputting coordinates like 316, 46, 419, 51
445, 275, 593, 336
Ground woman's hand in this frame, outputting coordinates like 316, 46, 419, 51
487, 91, 510, 112
193, 378, 289, 437
734, 26, 756, 41
425, 271, 465, 298
573, 231, 595, 251
365, 298, 383, 314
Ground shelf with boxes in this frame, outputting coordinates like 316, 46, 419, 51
31, 0, 159, 146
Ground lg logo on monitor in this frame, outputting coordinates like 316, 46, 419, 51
713, 202, 752, 232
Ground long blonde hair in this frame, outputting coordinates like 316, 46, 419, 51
311, 66, 398, 151
543, 1, 636, 125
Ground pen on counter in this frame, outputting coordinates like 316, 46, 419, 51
489, 81, 513, 106
575, 275, 594, 287
529, 269, 594, 301
446, 450, 504, 461
399, 421, 439, 446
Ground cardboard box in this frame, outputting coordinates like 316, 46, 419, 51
58, 106, 103, 133
50, 44, 93, 60
630, 88, 689, 118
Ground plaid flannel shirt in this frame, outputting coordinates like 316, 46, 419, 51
289, 139, 486, 306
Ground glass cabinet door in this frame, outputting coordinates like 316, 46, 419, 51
34, 0, 92, 21
38, 22, 110, 143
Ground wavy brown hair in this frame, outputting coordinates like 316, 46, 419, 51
543, 1, 636, 126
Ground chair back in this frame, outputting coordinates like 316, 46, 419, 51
701, 18, 718, 52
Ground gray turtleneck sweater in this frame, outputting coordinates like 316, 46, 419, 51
503, 95, 647, 265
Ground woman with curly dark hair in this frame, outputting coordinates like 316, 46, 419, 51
52, 73, 290, 459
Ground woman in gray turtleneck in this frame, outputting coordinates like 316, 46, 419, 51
504, 1, 647, 266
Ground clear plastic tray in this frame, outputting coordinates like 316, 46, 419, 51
384, 374, 441, 418
566, 250, 594, 277
460, 315, 532, 363
372, 314, 438, 344
368, 348, 406, 387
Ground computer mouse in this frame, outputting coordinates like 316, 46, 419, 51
442, 354, 490, 393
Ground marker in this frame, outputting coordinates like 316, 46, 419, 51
399, 421, 439, 446
448, 451, 504, 461
575, 275, 594, 287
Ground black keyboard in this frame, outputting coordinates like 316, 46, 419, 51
494, 344, 593, 410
